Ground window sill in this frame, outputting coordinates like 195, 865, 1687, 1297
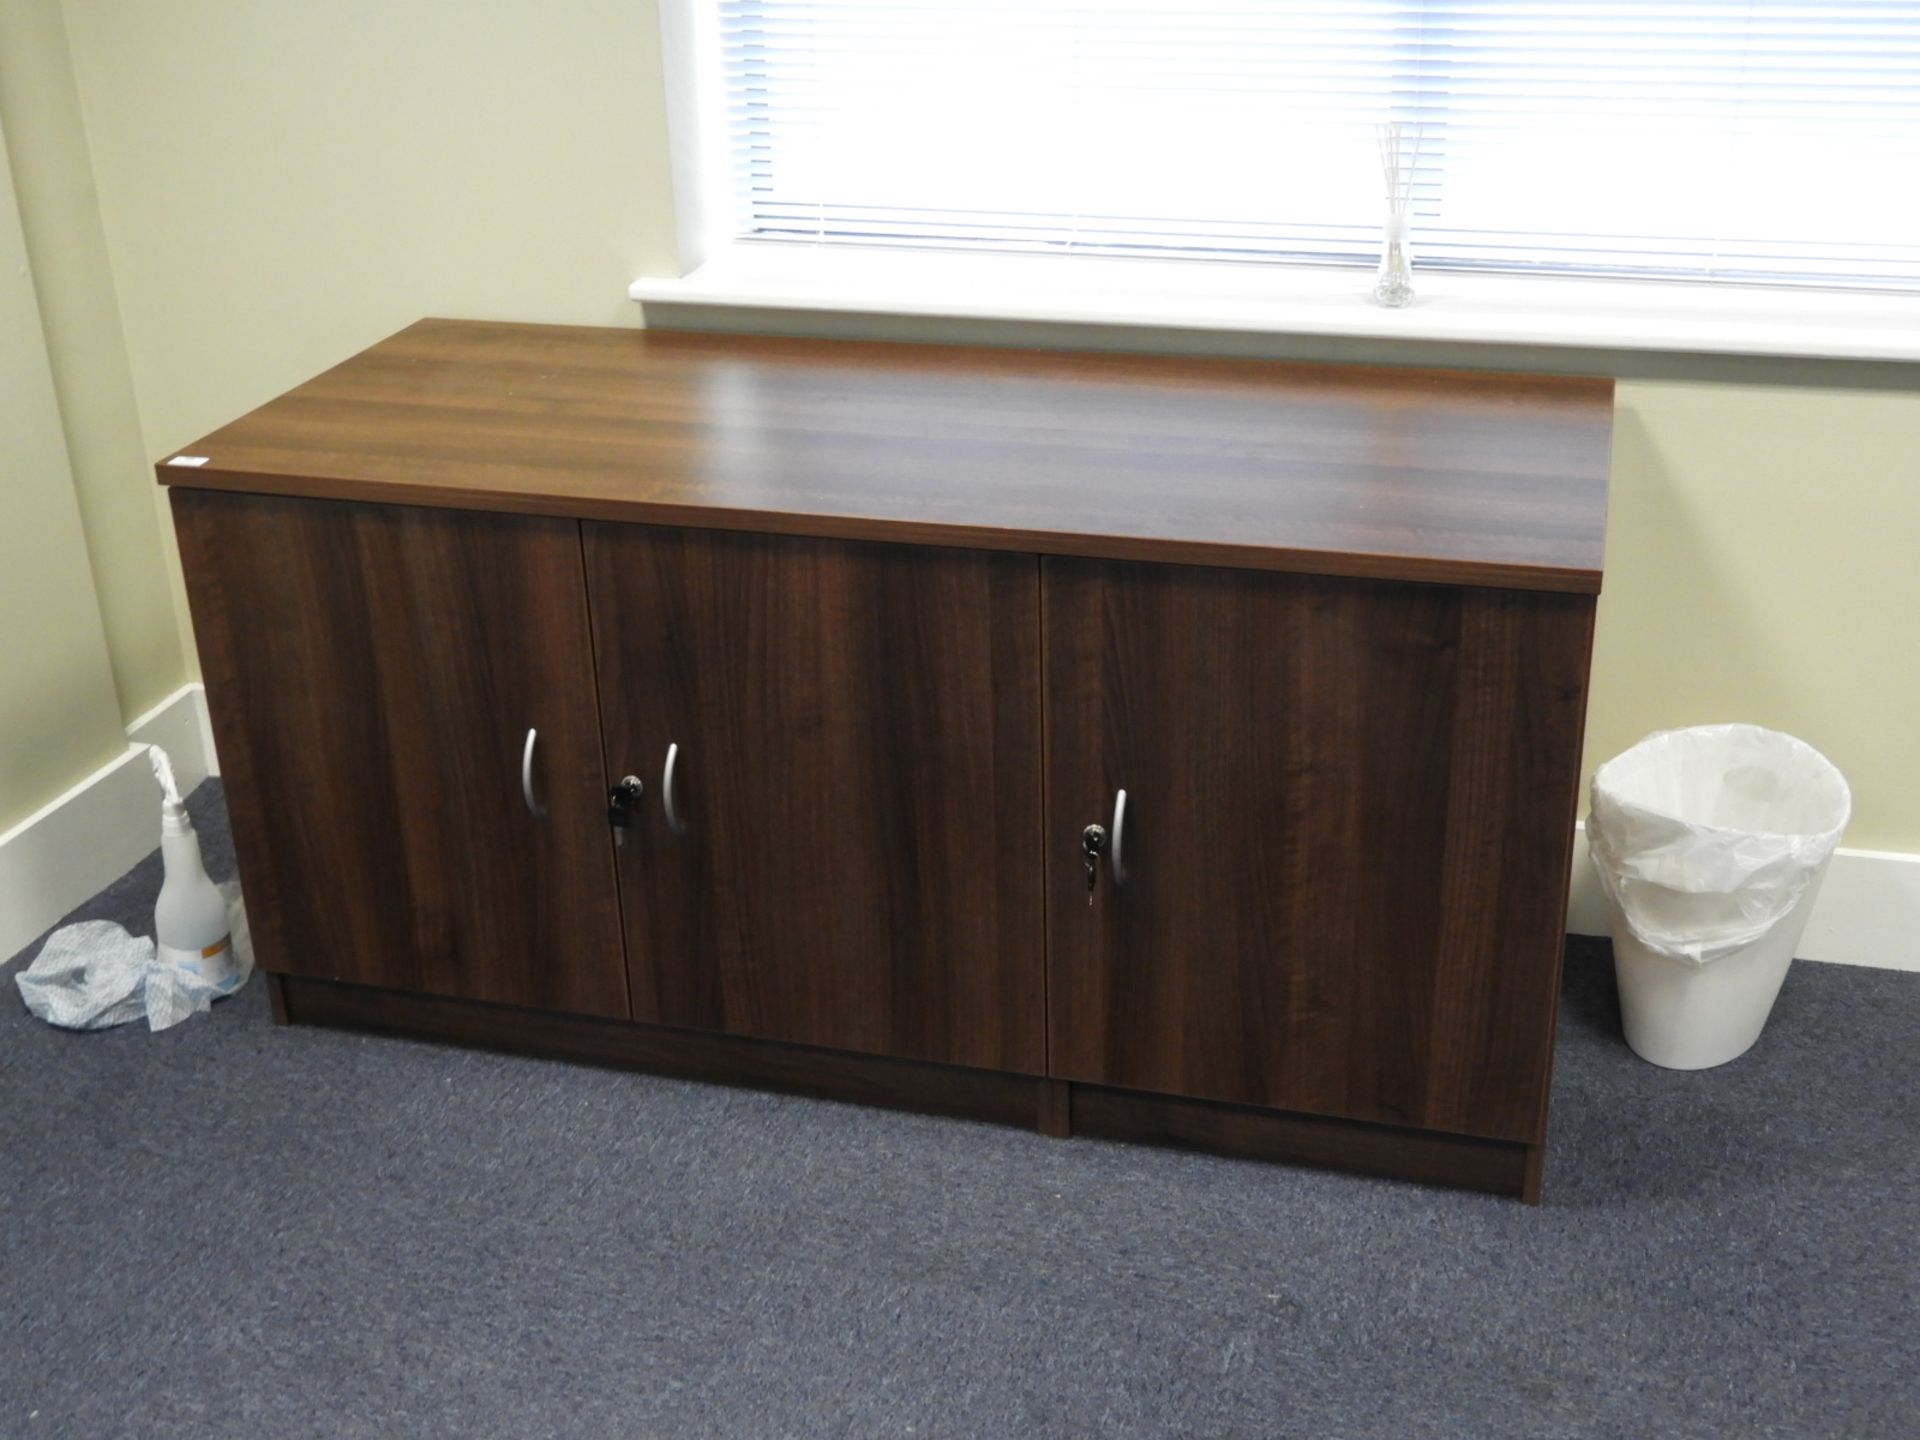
630, 244, 1920, 365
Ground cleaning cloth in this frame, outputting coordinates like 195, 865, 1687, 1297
14, 881, 253, 1031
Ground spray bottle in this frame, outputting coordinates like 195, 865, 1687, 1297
150, 745, 236, 990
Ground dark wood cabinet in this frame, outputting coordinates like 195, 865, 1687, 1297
583, 524, 1044, 1072
172, 490, 627, 1017
1042, 558, 1593, 1142
163, 320, 1611, 1200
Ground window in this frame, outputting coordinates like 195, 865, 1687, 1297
714, 1, 1920, 291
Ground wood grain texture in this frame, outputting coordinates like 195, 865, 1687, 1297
584, 524, 1045, 1073
1068, 1086, 1534, 1199
173, 490, 627, 1016
1044, 557, 1595, 1143
157, 319, 1612, 594
277, 976, 1052, 1131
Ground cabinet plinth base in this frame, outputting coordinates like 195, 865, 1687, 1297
1067, 1086, 1538, 1202
273, 975, 1542, 1202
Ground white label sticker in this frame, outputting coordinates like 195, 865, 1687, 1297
165, 455, 210, 467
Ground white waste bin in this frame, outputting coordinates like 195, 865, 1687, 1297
1587, 725, 1850, 1070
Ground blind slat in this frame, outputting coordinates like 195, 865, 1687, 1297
719, 0, 1920, 290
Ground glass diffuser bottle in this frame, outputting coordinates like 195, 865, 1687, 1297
1373, 209, 1414, 307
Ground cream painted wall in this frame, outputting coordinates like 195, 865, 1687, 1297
60, 0, 677, 438
45, 0, 1920, 856
0, 117, 133, 822
0, 0, 183, 725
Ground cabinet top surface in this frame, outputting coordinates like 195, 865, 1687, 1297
161, 319, 1612, 592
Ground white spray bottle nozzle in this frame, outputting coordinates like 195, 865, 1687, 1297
149, 744, 191, 833
149, 744, 181, 804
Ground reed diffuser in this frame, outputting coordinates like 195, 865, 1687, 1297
1372, 122, 1423, 307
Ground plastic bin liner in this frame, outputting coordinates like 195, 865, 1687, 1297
1588, 725, 1850, 966
13, 882, 253, 1031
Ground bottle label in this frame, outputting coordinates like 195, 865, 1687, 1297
160, 934, 237, 991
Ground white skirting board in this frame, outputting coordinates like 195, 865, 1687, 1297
0, 683, 219, 965
1567, 823, 1920, 973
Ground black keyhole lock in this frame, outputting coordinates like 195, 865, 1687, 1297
607, 775, 645, 839
1081, 823, 1108, 902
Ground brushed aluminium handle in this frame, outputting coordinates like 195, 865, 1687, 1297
662, 742, 687, 836
521, 728, 548, 820
1109, 787, 1128, 887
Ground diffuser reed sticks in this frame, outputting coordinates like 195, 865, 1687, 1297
1372, 122, 1424, 307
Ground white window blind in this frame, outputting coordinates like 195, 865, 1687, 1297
718, 1, 1920, 290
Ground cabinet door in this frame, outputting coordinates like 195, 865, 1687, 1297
173, 491, 627, 1017
1044, 558, 1594, 1142
584, 525, 1044, 1073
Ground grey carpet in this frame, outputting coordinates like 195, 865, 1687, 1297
3, 780, 1917, 1440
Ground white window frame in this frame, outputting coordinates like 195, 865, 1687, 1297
640, 0, 1920, 365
